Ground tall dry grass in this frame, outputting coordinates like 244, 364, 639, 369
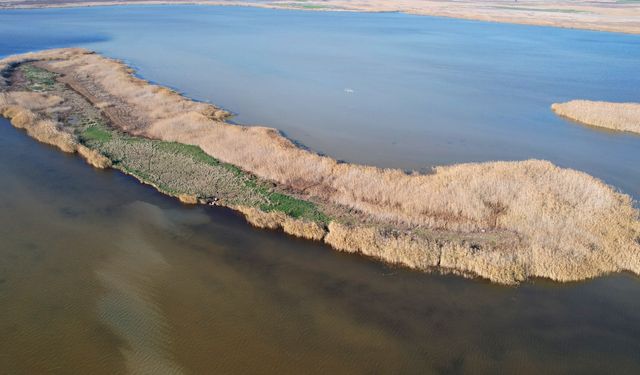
236, 205, 326, 241
3, 48, 639, 283
552, 100, 640, 134
0, 91, 64, 110
0, 91, 111, 167
0, 48, 88, 89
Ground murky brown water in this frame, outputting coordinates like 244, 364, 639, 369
2, 118, 640, 374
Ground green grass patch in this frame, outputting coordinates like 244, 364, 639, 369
80, 119, 113, 143
260, 191, 329, 223
77, 117, 329, 223
244, 176, 328, 223
156, 141, 220, 165
21, 64, 58, 92
119, 165, 179, 195
299, 4, 329, 9
154, 140, 246, 177
151, 140, 329, 222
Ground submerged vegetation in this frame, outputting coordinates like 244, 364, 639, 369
1, 48, 639, 285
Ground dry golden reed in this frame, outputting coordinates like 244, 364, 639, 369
177, 194, 199, 204
0, 91, 112, 167
2, 48, 639, 284
0, 94, 75, 153
77, 144, 112, 169
236, 205, 326, 241
552, 100, 640, 134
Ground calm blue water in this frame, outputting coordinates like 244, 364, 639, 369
1, 5, 638, 199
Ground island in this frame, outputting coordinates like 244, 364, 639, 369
1, 48, 639, 284
552, 100, 640, 135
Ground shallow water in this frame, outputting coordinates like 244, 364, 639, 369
1, 5, 638, 198
1, 118, 640, 374
1, 5, 640, 374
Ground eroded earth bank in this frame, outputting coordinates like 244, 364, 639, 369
1, 48, 639, 284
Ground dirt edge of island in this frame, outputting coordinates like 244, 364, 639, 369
1, 48, 639, 285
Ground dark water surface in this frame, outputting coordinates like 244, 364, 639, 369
1, 118, 640, 373
1, 5, 640, 374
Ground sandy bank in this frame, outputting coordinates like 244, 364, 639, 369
0, 0, 639, 35
1, 48, 639, 285
552, 100, 640, 135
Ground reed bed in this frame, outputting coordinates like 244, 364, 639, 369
552, 100, 640, 134
2, 48, 639, 284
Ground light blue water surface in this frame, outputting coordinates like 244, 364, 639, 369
1, 5, 639, 197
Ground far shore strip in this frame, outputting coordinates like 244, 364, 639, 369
0, 0, 639, 35
552, 100, 640, 135
1, 48, 639, 285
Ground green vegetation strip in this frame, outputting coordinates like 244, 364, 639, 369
79, 119, 329, 223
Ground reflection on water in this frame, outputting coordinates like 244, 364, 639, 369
96, 202, 189, 375
1, 116, 640, 374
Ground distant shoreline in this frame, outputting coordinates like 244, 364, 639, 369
0, 0, 639, 35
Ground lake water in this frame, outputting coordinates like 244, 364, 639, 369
0, 5, 640, 374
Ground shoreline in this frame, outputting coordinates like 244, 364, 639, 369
0, 1, 639, 35
1, 48, 639, 285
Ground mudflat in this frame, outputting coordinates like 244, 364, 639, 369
1, 48, 639, 284
0, 0, 639, 34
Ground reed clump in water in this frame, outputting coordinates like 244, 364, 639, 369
552, 100, 640, 134
2, 48, 639, 285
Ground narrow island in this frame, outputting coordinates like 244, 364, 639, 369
552, 100, 640, 135
1, 48, 639, 285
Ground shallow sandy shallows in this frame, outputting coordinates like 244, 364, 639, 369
0, 0, 639, 34
1, 48, 639, 285
552, 100, 640, 135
